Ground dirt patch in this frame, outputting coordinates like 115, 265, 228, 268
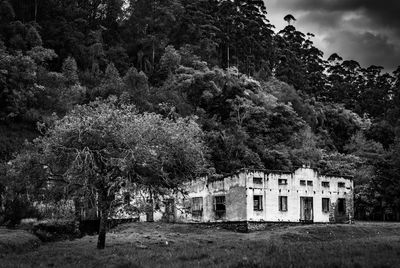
0, 228, 41, 254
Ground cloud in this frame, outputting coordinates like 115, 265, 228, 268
324, 31, 400, 69
264, 0, 400, 71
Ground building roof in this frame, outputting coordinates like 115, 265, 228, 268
208, 167, 353, 183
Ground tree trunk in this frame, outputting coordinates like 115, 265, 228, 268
97, 209, 107, 249
146, 190, 154, 222
97, 191, 108, 249
227, 45, 230, 70
152, 40, 155, 70
34, 0, 38, 22
73, 197, 81, 237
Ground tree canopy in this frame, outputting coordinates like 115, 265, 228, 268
37, 98, 207, 248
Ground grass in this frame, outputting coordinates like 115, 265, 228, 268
0, 227, 41, 255
1, 222, 400, 267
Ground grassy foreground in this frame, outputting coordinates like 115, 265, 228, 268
1, 222, 400, 267
0, 228, 40, 255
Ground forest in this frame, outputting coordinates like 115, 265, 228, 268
0, 0, 399, 228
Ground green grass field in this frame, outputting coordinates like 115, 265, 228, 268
0, 228, 40, 254
1, 222, 400, 267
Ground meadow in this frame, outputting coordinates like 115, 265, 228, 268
1, 222, 400, 268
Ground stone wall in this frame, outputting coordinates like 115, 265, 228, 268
189, 221, 319, 233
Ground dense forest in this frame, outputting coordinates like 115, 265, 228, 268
0, 0, 399, 223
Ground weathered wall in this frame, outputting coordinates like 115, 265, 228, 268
174, 173, 247, 222
168, 167, 354, 224
246, 168, 353, 223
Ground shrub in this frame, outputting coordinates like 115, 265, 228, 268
32, 219, 79, 242
2, 197, 40, 227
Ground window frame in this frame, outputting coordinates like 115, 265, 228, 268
322, 181, 330, 188
214, 196, 226, 218
338, 182, 345, 188
278, 179, 288, 185
307, 180, 313, 186
300, 180, 306, 186
191, 197, 203, 217
337, 198, 346, 215
253, 177, 263, 185
279, 196, 288, 212
322, 198, 330, 213
253, 195, 263, 211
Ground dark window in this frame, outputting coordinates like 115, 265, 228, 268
191, 197, 203, 217
322, 181, 330, 188
214, 196, 226, 218
279, 196, 288, 211
278, 179, 288, 185
307, 181, 313, 186
253, 195, 263, 211
322, 198, 330, 213
338, 182, 345, 188
300, 180, 306, 186
124, 193, 131, 205
337, 198, 346, 215
165, 199, 175, 214
253, 177, 263, 184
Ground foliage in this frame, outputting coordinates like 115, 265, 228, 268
1, 0, 400, 233
36, 98, 207, 248
0, 50, 38, 120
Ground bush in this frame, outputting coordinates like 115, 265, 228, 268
32, 219, 79, 242
35, 200, 75, 220
0, 229, 41, 254
2, 197, 40, 227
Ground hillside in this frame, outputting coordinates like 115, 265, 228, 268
0, 0, 399, 227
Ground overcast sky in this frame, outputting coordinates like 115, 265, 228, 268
264, 0, 400, 72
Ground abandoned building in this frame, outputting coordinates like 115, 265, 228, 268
70, 166, 354, 231
162, 167, 354, 224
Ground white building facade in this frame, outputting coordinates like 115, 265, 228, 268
169, 167, 354, 224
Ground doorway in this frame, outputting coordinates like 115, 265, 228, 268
300, 197, 313, 222
164, 199, 176, 222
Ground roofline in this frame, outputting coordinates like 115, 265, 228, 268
208, 167, 354, 182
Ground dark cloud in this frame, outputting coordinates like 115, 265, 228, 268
265, 0, 400, 71
298, 11, 343, 30
324, 31, 400, 69
278, 0, 400, 28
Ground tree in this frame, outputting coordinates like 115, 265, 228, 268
159, 45, 181, 75
62, 56, 79, 86
284, 14, 296, 25
89, 63, 124, 99
0, 49, 38, 120
26, 26, 42, 48
274, 24, 325, 95
122, 67, 153, 111
124, 0, 184, 73
0, 147, 49, 226
0, 0, 14, 24
38, 98, 207, 249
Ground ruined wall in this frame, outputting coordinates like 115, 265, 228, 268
326, 177, 354, 223
169, 167, 354, 224
246, 168, 354, 223
174, 173, 247, 223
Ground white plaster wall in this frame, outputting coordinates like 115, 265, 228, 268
176, 172, 248, 222
246, 168, 353, 223
173, 167, 353, 223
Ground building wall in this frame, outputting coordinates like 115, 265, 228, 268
175, 172, 248, 222
175, 167, 354, 224
246, 168, 353, 223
